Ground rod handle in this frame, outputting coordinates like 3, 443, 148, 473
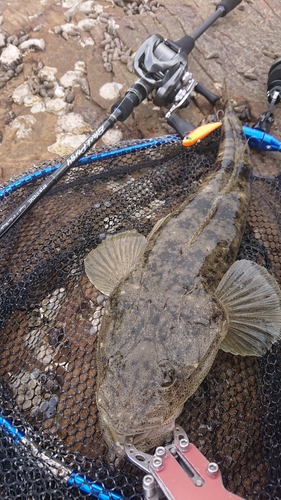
216, 0, 243, 16
175, 36, 195, 55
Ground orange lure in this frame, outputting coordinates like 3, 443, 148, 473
182, 121, 222, 147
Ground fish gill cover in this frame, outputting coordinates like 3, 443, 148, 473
0, 130, 280, 499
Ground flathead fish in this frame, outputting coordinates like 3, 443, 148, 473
84, 103, 281, 453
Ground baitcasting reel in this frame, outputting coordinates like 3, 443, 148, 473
0, 0, 244, 239
133, 33, 218, 112
254, 57, 281, 132
113, 0, 244, 127
267, 57, 281, 104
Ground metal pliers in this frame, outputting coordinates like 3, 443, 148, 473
125, 425, 244, 500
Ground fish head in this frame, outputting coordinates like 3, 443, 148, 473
96, 301, 226, 454
96, 340, 195, 453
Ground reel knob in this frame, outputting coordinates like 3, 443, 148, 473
267, 57, 281, 103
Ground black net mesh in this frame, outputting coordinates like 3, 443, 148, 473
0, 130, 280, 500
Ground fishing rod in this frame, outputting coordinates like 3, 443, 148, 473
0, 0, 242, 240
0, 135, 178, 201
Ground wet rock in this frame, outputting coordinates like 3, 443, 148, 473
53, 26, 63, 35
60, 23, 81, 36
62, 0, 79, 7
64, 3, 79, 22
15, 62, 24, 74
19, 38, 46, 53
102, 128, 123, 145
126, 58, 133, 72
64, 87, 75, 103
53, 83, 65, 98
0, 43, 22, 67
30, 101, 46, 114
39, 86, 48, 98
77, 77, 90, 95
5, 110, 16, 124
43, 81, 54, 89
77, 18, 97, 31
9, 115, 36, 139
48, 132, 89, 155
38, 66, 57, 83
103, 61, 112, 72
56, 112, 92, 135
107, 19, 119, 37
243, 69, 258, 80
48, 112, 93, 155
61, 31, 69, 41
79, 1, 99, 15
12, 82, 31, 105
79, 37, 95, 47
99, 16, 110, 24
0, 33, 6, 48
18, 33, 29, 44
7, 34, 18, 45
60, 70, 79, 88
33, 24, 45, 33
23, 94, 41, 107
99, 81, 123, 100
74, 60, 87, 74
5, 68, 15, 79
45, 98, 68, 115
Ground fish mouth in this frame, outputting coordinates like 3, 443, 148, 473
100, 413, 176, 453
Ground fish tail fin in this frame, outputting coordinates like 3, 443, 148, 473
215, 259, 281, 356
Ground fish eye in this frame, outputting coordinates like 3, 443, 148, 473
161, 373, 174, 388
159, 360, 175, 388
108, 352, 123, 372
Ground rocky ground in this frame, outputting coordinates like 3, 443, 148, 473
0, 0, 280, 183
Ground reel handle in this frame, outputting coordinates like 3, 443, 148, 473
195, 82, 220, 106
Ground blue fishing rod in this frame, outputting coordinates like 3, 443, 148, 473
0, 135, 178, 201
0, 414, 122, 500
0, 0, 242, 240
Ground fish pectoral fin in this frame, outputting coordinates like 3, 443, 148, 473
84, 230, 147, 296
147, 213, 172, 241
215, 259, 281, 356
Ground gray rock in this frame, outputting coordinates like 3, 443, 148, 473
79, 0, 96, 15
0, 44, 22, 67
19, 38, 46, 52
0, 33, 6, 48
15, 63, 24, 74
78, 19, 97, 31
64, 88, 75, 103
60, 23, 81, 36
18, 34, 30, 44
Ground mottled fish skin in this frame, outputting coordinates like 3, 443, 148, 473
96, 105, 252, 451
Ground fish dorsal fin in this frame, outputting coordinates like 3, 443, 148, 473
84, 231, 147, 296
148, 213, 172, 241
215, 259, 281, 356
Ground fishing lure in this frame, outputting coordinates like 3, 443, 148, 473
182, 122, 222, 147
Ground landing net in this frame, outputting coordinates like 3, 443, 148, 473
0, 131, 280, 499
